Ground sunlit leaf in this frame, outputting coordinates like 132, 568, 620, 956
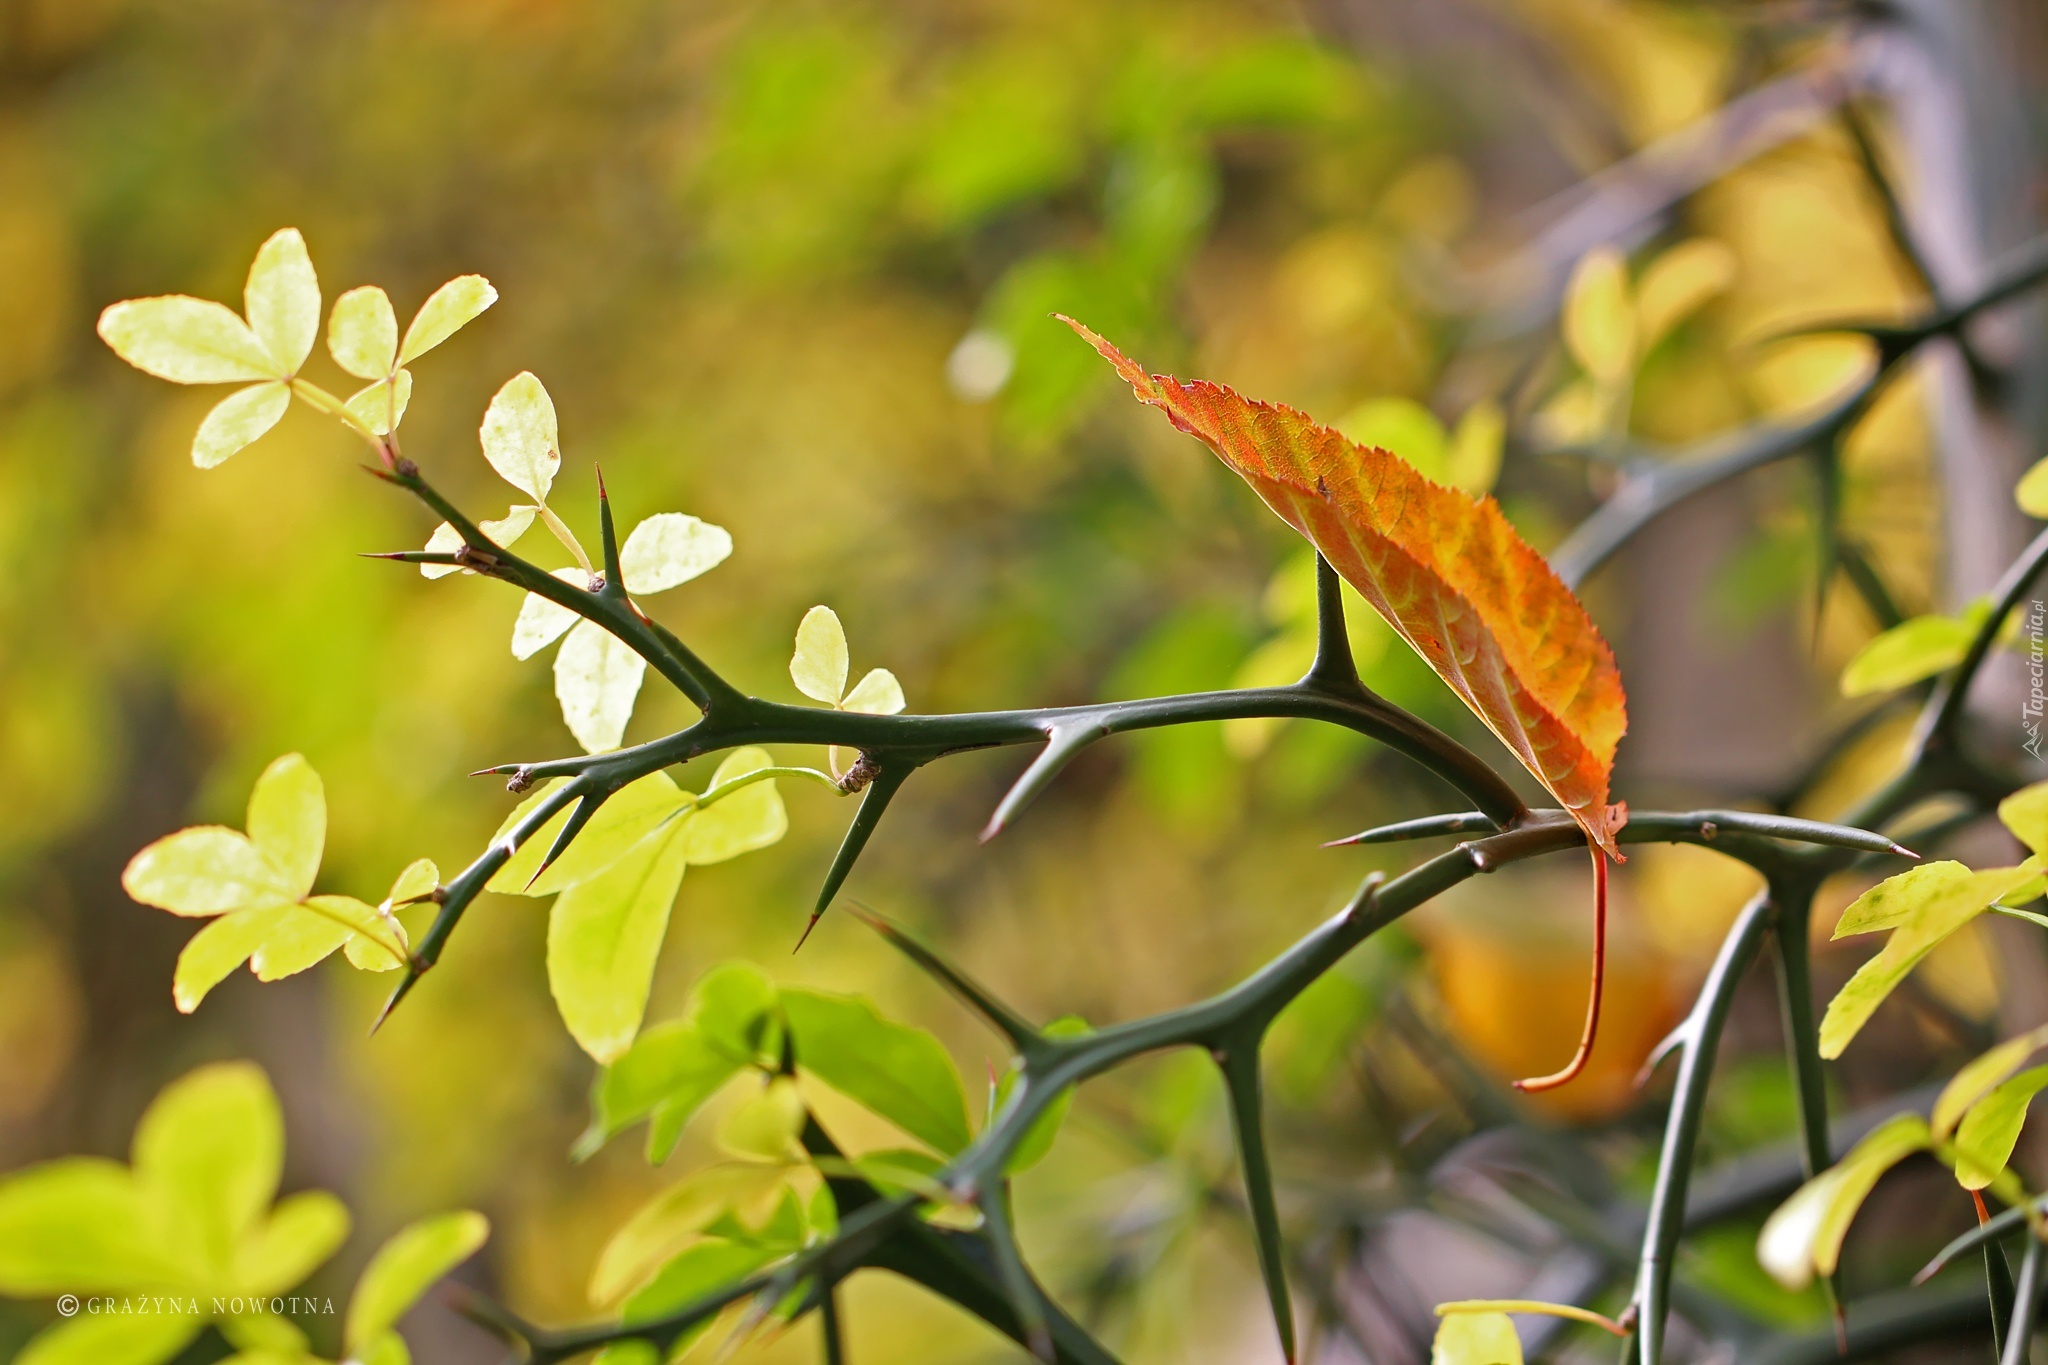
345, 859, 438, 971
1758, 1114, 1930, 1289
344, 1211, 489, 1354
133, 1062, 282, 1279
265, 896, 404, 975
243, 228, 319, 377
717, 1076, 805, 1162
782, 989, 972, 1154
345, 370, 413, 437
246, 753, 324, 901
547, 824, 690, 1061
1635, 238, 1736, 351
97, 297, 277, 385
328, 286, 398, 379
192, 382, 290, 469
2017, 457, 2048, 518
511, 772, 689, 897
1068, 319, 1628, 856
123, 828, 293, 918
1822, 862, 2035, 1057
1840, 613, 1976, 696
679, 748, 787, 866
419, 522, 464, 580
1999, 780, 2048, 859
555, 620, 647, 753
620, 513, 733, 595
479, 371, 560, 502
233, 1191, 350, 1296
398, 275, 497, 365
589, 1165, 786, 1305
217, 1313, 305, 1356
1563, 246, 1634, 385
247, 904, 352, 981
12, 1308, 202, 1365
0, 1159, 171, 1294
614, 1239, 781, 1339
1953, 1065, 2048, 1189
478, 503, 537, 550
842, 667, 906, 716
1430, 1310, 1521, 1365
511, 568, 588, 660
791, 605, 849, 703
173, 906, 285, 1012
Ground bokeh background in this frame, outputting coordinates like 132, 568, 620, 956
2, 0, 2047, 1361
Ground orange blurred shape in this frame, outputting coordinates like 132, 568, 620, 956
1421, 897, 1685, 1123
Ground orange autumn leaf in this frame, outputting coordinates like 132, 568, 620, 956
1065, 317, 1628, 859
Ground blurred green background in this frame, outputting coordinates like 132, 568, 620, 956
2, 0, 2044, 1360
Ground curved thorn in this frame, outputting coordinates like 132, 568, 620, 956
1216, 1038, 1296, 1362
1516, 840, 1607, 1093
802, 766, 912, 948
982, 721, 1104, 842
842, 900, 1039, 1050
1919, 1198, 2044, 1285
1325, 811, 1496, 847
1634, 1021, 1690, 1089
1303, 552, 1362, 696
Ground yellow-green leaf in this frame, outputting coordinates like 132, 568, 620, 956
233, 1191, 350, 1296
478, 503, 536, 550
1934, 1025, 2048, 1139
327, 285, 398, 379
173, 906, 286, 1012
247, 904, 352, 981
547, 824, 690, 1061
1430, 1310, 1521, 1365
717, 1076, 805, 1162
488, 771, 690, 897
13, 1309, 202, 1365
192, 382, 290, 469
274, 896, 405, 974
98, 296, 277, 384
2000, 781, 2048, 859
1953, 1066, 2048, 1189
679, 748, 787, 866
619, 513, 732, 595
790, 605, 849, 703
510, 568, 588, 661
0, 1158, 172, 1294
554, 619, 648, 754
1840, 613, 1977, 696
419, 522, 464, 581
243, 228, 319, 377
588, 1165, 785, 1305
1822, 864, 2035, 1057
1635, 237, 1736, 351
782, 989, 972, 1154
479, 371, 560, 502
1757, 1114, 1930, 1289
2018, 457, 2048, 518
842, 667, 906, 716
398, 275, 497, 365
124, 828, 293, 918
133, 1062, 282, 1281
1563, 245, 1635, 385
344, 1211, 489, 1354
246, 753, 323, 901
345, 370, 413, 437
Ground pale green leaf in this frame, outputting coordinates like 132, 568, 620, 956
997, 1016, 1089, 1173
589, 1166, 785, 1305
328, 286, 398, 379
344, 1210, 489, 1353
717, 1076, 805, 1162
192, 382, 290, 469
1934, 1024, 2048, 1138
619, 513, 732, 596
1563, 246, 1635, 385
234, 1191, 351, 1296
1635, 237, 1736, 351
2000, 781, 2048, 860
1821, 865, 2034, 1058
398, 275, 497, 365
555, 620, 647, 754
1759, 1115, 1930, 1288
1445, 398, 1504, 496
479, 371, 560, 502
345, 370, 412, 437
419, 522, 464, 580
173, 907, 286, 1013
0, 1158, 172, 1294
483, 777, 574, 892
246, 753, 324, 901
248, 904, 352, 981
124, 828, 292, 917
2019, 457, 2048, 518
615, 1238, 781, 1334
790, 605, 848, 703
781, 989, 972, 1154
244, 228, 320, 376
526, 773, 690, 897
217, 1314, 306, 1355
1430, 1310, 1521, 1365
510, 568, 587, 661
133, 1062, 282, 1279
14, 1310, 202, 1365
344, 858, 436, 972
1953, 1065, 2048, 1189
478, 503, 536, 550
356, 1332, 410, 1365
547, 825, 689, 1061
586, 1022, 748, 1162
841, 668, 906, 716
1336, 397, 1447, 483
1835, 861, 1982, 938
1840, 614, 1976, 696
679, 748, 786, 866
387, 858, 440, 905
97, 296, 276, 384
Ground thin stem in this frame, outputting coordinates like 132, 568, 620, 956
1514, 839, 1607, 1092
2003, 1233, 2044, 1365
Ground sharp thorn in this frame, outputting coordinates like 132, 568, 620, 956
371, 967, 423, 1035
794, 910, 824, 954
